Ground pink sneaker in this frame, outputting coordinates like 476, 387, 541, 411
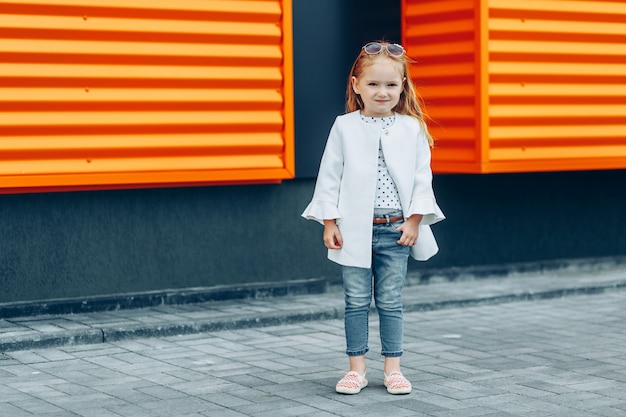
336, 371, 368, 394
384, 371, 412, 394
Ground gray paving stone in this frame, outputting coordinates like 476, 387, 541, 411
9, 397, 67, 415
138, 396, 220, 414
0, 402, 42, 417
252, 404, 324, 417
432, 406, 503, 417
353, 403, 420, 417
204, 392, 256, 409
45, 392, 129, 413
199, 408, 249, 417
105, 403, 166, 417
2, 269, 626, 416
592, 407, 626, 417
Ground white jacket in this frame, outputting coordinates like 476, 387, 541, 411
302, 111, 445, 268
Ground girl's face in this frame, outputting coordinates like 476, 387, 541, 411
351, 57, 405, 118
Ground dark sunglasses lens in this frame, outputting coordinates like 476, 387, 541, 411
387, 44, 404, 56
364, 43, 382, 54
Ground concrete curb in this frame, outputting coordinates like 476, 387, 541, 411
0, 278, 328, 319
0, 329, 105, 352
3, 273, 626, 352
403, 280, 626, 312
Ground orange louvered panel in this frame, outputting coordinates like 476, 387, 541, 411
403, 0, 626, 173
0, 0, 294, 192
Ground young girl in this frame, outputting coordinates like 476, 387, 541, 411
302, 41, 444, 395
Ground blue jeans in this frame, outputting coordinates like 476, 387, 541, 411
342, 217, 411, 358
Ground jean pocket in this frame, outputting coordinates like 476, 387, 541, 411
391, 220, 404, 232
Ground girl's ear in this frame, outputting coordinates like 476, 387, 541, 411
351, 76, 360, 94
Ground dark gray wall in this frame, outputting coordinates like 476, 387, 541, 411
1, 0, 625, 304
2, 169, 626, 303
294, 0, 402, 177
430, 170, 626, 266
0, 182, 335, 302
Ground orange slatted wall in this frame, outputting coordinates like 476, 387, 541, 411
403, 0, 626, 173
0, 0, 294, 193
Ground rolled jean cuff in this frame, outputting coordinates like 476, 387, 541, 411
381, 350, 403, 358
346, 348, 369, 357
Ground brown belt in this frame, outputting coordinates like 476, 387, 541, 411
373, 215, 403, 224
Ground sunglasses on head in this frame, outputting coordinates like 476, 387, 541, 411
363, 42, 405, 57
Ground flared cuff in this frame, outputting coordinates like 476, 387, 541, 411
406, 197, 445, 226
301, 201, 341, 225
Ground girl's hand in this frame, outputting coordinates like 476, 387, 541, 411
396, 214, 422, 246
323, 220, 343, 249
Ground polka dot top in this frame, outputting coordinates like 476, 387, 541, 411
359, 113, 402, 210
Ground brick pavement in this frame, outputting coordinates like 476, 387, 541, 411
1, 271, 626, 416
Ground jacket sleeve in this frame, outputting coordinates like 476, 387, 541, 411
406, 128, 445, 226
301, 118, 344, 225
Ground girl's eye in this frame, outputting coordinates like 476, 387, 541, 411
368, 83, 378, 86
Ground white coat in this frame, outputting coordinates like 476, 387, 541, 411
301, 111, 445, 268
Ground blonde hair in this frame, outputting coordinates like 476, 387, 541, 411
346, 41, 434, 147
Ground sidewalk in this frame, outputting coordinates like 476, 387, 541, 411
2, 258, 626, 352
1, 260, 626, 416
